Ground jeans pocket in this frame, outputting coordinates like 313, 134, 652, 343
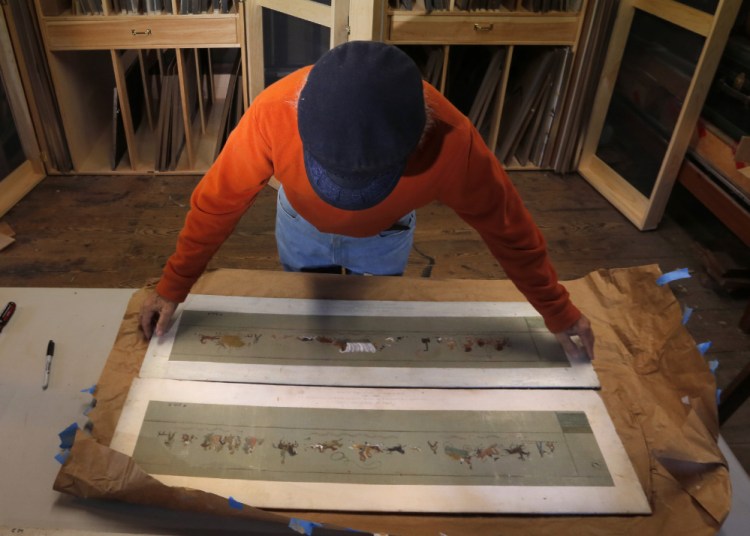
277, 188, 299, 220
378, 211, 415, 237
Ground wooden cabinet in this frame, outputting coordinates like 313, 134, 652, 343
33, 0, 248, 175
381, 0, 591, 170
24, 0, 594, 175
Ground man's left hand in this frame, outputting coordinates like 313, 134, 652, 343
554, 315, 595, 360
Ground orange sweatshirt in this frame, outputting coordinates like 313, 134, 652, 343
157, 66, 581, 333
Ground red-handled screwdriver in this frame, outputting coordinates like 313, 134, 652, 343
0, 301, 16, 333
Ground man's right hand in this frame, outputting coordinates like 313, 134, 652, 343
140, 292, 178, 339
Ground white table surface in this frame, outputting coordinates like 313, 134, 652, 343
0, 288, 300, 535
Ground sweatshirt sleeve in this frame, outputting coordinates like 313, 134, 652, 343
437, 123, 580, 333
156, 103, 274, 302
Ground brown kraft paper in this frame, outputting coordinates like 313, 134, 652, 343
54, 265, 730, 535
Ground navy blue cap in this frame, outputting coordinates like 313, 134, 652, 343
298, 41, 426, 211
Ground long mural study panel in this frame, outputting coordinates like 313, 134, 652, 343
140, 295, 599, 388
110, 379, 650, 514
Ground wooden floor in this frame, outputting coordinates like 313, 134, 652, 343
1, 170, 749, 472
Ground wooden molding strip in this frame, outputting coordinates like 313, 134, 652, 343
255, 0, 331, 27
0, 160, 46, 218
677, 159, 750, 247
632, 0, 713, 37
578, 155, 650, 229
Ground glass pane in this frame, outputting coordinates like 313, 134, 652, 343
595, 10, 704, 198
673, 1, 718, 15
0, 68, 24, 179
262, 9, 330, 87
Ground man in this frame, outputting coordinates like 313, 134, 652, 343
140, 41, 595, 360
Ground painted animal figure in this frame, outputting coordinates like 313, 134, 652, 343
351, 442, 384, 462
309, 439, 343, 452
444, 445, 473, 469
504, 444, 530, 460
243, 436, 264, 454
201, 433, 225, 451
475, 444, 500, 461
225, 435, 242, 454
274, 439, 299, 462
158, 431, 176, 447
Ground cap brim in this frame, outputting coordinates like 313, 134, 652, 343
304, 149, 404, 211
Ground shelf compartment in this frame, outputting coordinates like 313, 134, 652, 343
45, 50, 117, 173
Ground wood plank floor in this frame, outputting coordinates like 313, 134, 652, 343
1, 170, 748, 472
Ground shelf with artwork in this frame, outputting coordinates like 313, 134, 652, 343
382, 0, 610, 171
31, 0, 246, 175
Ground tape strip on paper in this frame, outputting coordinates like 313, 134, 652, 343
682, 306, 694, 325
55, 450, 70, 464
289, 518, 322, 535
58, 422, 79, 449
656, 268, 691, 286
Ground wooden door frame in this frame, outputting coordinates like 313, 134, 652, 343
577, 0, 740, 230
246, 0, 361, 102
0, 5, 45, 218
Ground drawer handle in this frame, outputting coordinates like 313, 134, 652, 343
131, 29, 152, 36
473, 23, 494, 32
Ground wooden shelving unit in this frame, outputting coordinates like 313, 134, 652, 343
21, 0, 592, 176
34, 0, 247, 175
383, 0, 589, 170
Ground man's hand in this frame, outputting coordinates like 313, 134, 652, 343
554, 314, 595, 361
140, 292, 178, 339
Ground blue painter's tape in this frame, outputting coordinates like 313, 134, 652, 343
708, 359, 719, 374
697, 341, 712, 356
682, 306, 694, 325
228, 496, 243, 510
55, 449, 70, 464
289, 518, 322, 535
656, 268, 691, 286
58, 422, 79, 449
82, 398, 97, 416
80, 385, 96, 394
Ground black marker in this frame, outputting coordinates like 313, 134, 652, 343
43, 340, 55, 390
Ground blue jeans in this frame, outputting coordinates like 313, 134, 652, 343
275, 186, 415, 275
